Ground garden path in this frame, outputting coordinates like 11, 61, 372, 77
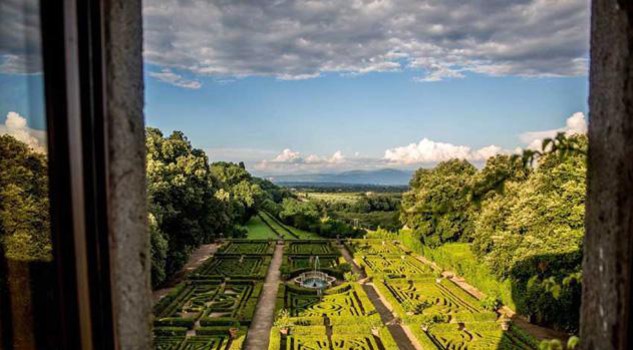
152, 243, 219, 301
339, 244, 422, 350
244, 242, 284, 350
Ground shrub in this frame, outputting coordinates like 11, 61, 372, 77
480, 296, 502, 311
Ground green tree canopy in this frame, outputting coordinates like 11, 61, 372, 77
400, 159, 477, 246
0, 135, 51, 261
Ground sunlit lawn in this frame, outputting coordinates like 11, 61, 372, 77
245, 215, 278, 239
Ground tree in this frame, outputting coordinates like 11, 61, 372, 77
0, 135, 51, 262
400, 159, 477, 246
146, 128, 229, 281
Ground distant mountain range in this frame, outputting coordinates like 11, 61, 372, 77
267, 168, 413, 186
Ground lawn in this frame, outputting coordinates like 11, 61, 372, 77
244, 215, 279, 240
260, 211, 322, 240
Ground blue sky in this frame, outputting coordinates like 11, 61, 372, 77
146, 67, 588, 174
1, 0, 590, 175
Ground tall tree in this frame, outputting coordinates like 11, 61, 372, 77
400, 159, 477, 246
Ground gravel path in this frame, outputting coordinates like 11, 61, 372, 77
244, 242, 284, 350
152, 243, 219, 301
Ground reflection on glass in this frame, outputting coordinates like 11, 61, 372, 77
0, 0, 56, 349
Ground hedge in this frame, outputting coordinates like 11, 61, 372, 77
153, 327, 187, 336
153, 317, 195, 329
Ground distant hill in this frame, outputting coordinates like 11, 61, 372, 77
268, 168, 413, 186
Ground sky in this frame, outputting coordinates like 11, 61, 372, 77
2, 0, 591, 176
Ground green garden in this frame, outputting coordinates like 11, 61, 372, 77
152, 241, 276, 350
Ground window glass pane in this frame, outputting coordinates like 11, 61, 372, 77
0, 0, 56, 348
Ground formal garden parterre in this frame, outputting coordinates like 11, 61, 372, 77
153, 234, 542, 349
347, 238, 540, 350
269, 282, 399, 349
153, 240, 275, 349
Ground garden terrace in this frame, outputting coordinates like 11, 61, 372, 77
284, 240, 338, 255
191, 255, 271, 279
217, 240, 275, 255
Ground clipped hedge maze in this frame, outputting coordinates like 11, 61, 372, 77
283, 255, 339, 270
153, 239, 275, 349
192, 255, 270, 279
346, 239, 402, 256
179, 335, 231, 350
384, 278, 489, 319
346, 239, 539, 350
154, 280, 261, 322
285, 240, 337, 255
269, 316, 399, 350
362, 255, 435, 278
282, 283, 373, 318
217, 240, 275, 255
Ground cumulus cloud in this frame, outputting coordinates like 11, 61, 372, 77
520, 112, 588, 150
149, 69, 202, 89
255, 149, 354, 173
384, 138, 508, 164
274, 148, 302, 163
144, 0, 589, 82
0, 0, 42, 74
0, 111, 46, 152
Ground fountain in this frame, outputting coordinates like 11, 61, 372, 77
293, 256, 336, 289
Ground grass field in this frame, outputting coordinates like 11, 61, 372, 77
298, 192, 363, 204
244, 215, 279, 239
261, 212, 322, 239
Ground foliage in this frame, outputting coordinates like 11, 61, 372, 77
399, 134, 587, 332
400, 159, 478, 246
343, 271, 359, 282
273, 309, 294, 329
0, 135, 51, 261
146, 128, 287, 286
480, 296, 502, 311
146, 128, 230, 284
278, 198, 363, 238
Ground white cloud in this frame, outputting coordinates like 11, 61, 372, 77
384, 138, 508, 164
274, 148, 302, 163
520, 112, 587, 150
144, 0, 589, 81
329, 151, 345, 164
256, 149, 356, 174
204, 147, 277, 163
149, 69, 202, 89
0, 111, 46, 152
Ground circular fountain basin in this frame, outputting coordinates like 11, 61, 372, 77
294, 271, 336, 289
